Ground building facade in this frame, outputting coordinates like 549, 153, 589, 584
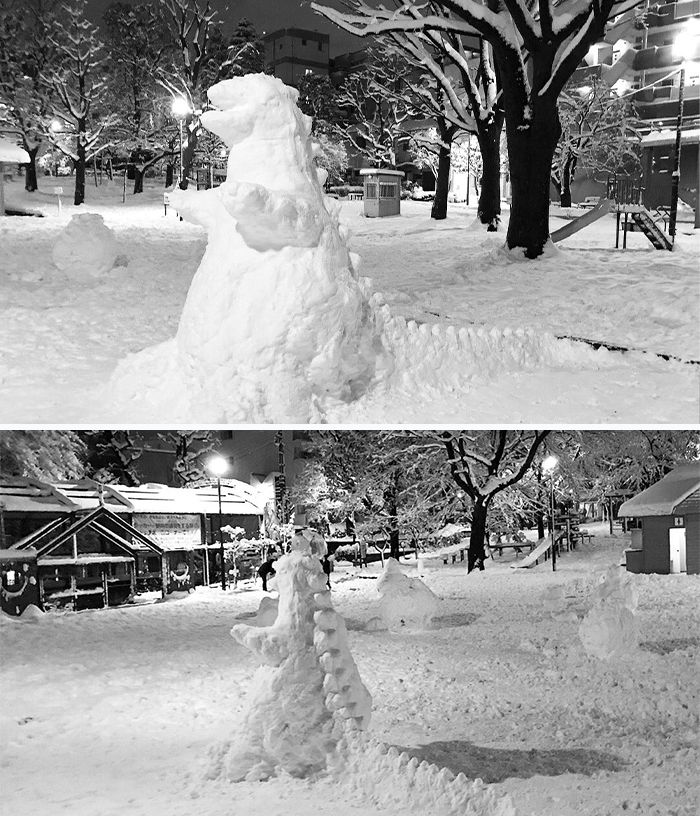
619, 462, 700, 575
263, 28, 330, 86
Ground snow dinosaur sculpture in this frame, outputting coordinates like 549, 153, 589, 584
107, 73, 601, 423
213, 533, 515, 816
217, 532, 372, 781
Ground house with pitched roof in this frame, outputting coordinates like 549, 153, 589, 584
619, 462, 700, 574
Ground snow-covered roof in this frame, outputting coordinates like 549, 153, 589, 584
111, 481, 263, 515
641, 128, 700, 148
0, 477, 78, 513
0, 478, 264, 517
0, 136, 29, 163
618, 462, 700, 517
435, 523, 471, 538
0, 548, 37, 563
359, 168, 405, 177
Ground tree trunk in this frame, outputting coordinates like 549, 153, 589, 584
560, 154, 576, 208
468, 499, 488, 572
24, 146, 40, 192
384, 472, 401, 560
431, 136, 451, 220
74, 126, 86, 206
165, 162, 174, 188
477, 127, 501, 230
133, 166, 145, 194
179, 125, 197, 190
505, 94, 561, 258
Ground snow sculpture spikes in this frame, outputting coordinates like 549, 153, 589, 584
223, 543, 371, 782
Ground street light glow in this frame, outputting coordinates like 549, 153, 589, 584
542, 455, 558, 473
171, 96, 191, 117
207, 455, 229, 477
673, 18, 700, 61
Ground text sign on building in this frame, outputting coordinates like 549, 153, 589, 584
674, 517, 685, 527
133, 514, 201, 549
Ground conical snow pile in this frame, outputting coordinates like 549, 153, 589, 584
107, 74, 389, 422
376, 557, 440, 631
579, 566, 639, 660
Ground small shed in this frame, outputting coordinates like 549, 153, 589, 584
618, 462, 700, 575
0, 549, 40, 616
0, 136, 30, 216
360, 168, 405, 217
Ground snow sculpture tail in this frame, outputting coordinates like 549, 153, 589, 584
331, 725, 516, 816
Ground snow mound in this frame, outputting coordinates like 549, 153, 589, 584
0, 604, 44, 624
579, 567, 639, 660
215, 544, 371, 781
52, 213, 117, 277
376, 558, 439, 631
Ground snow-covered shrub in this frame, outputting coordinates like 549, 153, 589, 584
52, 213, 118, 278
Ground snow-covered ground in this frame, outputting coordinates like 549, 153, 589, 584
0, 179, 698, 423
2, 524, 698, 816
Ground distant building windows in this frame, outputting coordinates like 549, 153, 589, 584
318, 41, 323, 51
302, 38, 307, 45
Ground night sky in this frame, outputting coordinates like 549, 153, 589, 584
86, 0, 363, 57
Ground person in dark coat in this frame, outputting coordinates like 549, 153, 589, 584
258, 556, 276, 591
320, 553, 333, 589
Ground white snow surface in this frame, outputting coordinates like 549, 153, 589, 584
0, 165, 698, 421
1, 525, 698, 816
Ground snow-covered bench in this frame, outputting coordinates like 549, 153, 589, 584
579, 196, 601, 209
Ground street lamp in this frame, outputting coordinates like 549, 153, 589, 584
207, 455, 229, 591
171, 96, 191, 188
542, 455, 559, 572
669, 20, 700, 240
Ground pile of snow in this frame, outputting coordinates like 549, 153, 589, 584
52, 213, 117, 277
578, 566, 639, 660
376, 558, 440, 631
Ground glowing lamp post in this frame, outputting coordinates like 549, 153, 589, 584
670, 20, 700, 240
542, 455, 559, 572
171, 96, 191, 188
207, 455, 229, 591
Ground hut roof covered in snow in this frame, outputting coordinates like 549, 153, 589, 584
618, 462, 700, 517
0, 137, 29, 163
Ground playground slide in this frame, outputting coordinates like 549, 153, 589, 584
551, 198, 614, 243
510, 532, 566, 568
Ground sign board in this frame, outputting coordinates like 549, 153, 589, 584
674, 517, 685, 527
133, 513, 201, 550
163, 192, 170, 204
54, 187, 63, 195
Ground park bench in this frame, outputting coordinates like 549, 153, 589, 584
490, 541, 535, 558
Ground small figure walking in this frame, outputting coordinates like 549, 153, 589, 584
258, 555, 276, 592
320, 553, 333, 589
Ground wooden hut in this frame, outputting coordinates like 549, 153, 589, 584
619, 462, 700, 575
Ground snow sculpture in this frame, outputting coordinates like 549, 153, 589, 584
52, 213, 117, 278
106, 73, 582, 423
218, 538, 372, 781
109, 73, 388, 422
578, 566, 638, 660
376, 558, 439, 631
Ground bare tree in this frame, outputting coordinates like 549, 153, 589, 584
0, 0, 60, 191
49, 0, 117, 205
312, 0, 643, 258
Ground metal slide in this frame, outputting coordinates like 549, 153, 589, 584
550, 198, 615, 243
510, 533, 566, 569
